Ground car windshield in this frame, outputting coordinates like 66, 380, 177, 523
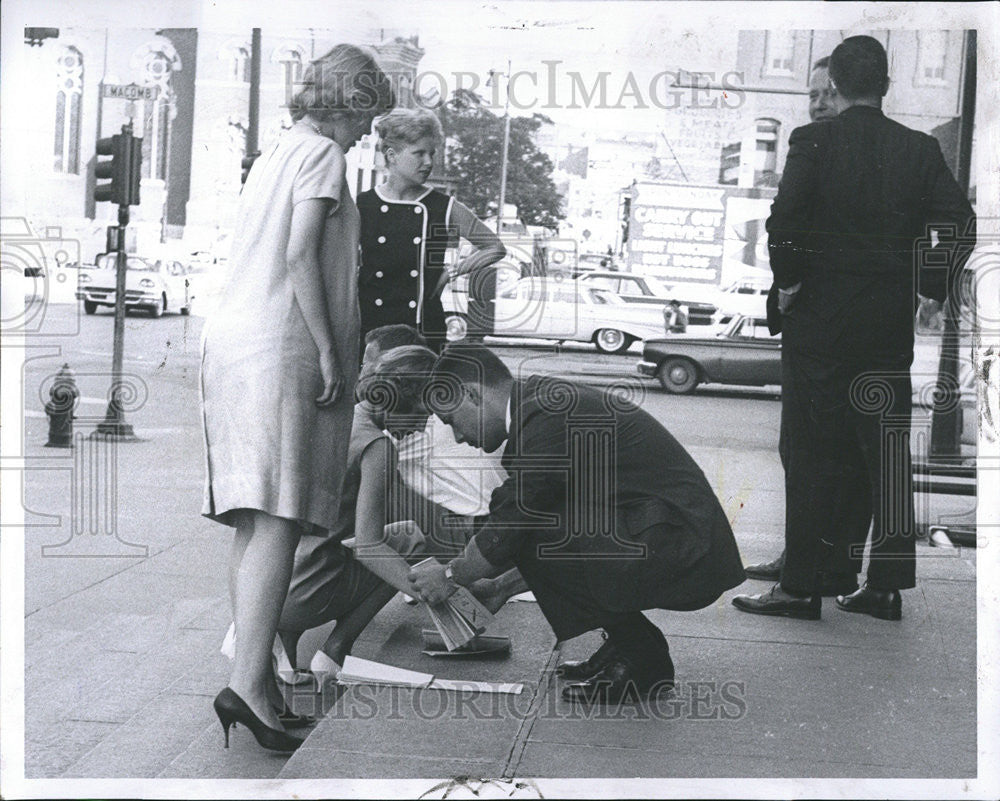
96, 254, 159, 272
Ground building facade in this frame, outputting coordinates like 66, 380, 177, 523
13, 27, 427, 261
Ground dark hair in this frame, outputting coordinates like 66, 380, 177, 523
829, 36, 888, 100
426, 343, 510, 414
289, 43, 395, 123
365, 324, 428, 352
812, 56, 830, 71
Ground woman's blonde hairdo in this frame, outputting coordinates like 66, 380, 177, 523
289, 44, 395, 123
375, 107, 444, 157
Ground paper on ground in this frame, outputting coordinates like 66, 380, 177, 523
338, 655, 523, 694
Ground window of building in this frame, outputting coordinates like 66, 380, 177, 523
763, 31, 795, 77
233, 46, 251, 83
754, 118, 780, 185
139, 49, 175, 180
916, 31, 949, 86
54, 46, 83, 174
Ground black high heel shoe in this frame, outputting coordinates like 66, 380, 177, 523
213, 687, 303, 753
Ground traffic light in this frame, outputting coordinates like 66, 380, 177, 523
241, 151, 261, 188
94, 130, 142, 206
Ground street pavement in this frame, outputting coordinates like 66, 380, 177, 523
12, 303, 984, 793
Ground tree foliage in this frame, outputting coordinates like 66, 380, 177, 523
439, 90, 565, 229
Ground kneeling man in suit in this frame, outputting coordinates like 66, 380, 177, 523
409, 343, 745, 705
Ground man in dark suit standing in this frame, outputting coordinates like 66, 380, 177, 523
409, 343, 746, 704
747, 54, 870, 596
733, 36, 974, 621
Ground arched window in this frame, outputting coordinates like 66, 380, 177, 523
54, 46, 83, 174
135, 46, 178, 180
754, 118, 780, 184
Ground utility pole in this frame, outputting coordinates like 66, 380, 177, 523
495, 60, 512, 235
247, 28, 261, 156
930, 29, 976, 462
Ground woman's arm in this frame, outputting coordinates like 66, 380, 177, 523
449, 201, 506, 279
287, 197, 342, 405
353, 440, 419, 594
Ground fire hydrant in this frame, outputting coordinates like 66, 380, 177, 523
45, 363, 79, 448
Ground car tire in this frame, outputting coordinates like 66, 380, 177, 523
149, 294, 165, 318
593, 328, 631, 354
445, 313, 468, 342
83, 300, 97, 315
657, 357, 699, 394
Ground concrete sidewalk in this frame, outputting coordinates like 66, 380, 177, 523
16, 313, 980, 789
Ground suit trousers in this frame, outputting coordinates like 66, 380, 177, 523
778, 345, 871, 576
779, 343, 917, 594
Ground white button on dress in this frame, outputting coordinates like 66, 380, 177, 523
375, 298, 383, 306
377, 235, 386, 243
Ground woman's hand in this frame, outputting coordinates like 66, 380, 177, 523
316, 347, 345, 407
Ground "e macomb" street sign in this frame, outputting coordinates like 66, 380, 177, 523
102, 83, 160, 101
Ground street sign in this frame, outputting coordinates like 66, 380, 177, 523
102, 83, 159, 101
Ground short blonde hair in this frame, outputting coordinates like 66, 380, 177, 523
375, 108, 443, 156
289, 44, 394, 123
359, 344, 437, 416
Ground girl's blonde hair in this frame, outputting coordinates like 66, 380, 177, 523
375, 107, 443, 157
289, 44, 394, 123
359, 345, 438, 416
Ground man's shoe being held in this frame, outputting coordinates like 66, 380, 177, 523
835, 584, 902, 621
556, 631, 619, 680
743, 553, 784, 581
562, 655, 674, 705
731, 583, 821, 620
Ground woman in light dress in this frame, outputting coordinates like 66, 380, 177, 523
200, 44, 393, 753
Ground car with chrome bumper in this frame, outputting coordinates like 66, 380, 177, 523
637, 313, 781, 393
77, 254, 194, 317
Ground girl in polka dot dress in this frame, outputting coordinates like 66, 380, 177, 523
357, 108, 506, 354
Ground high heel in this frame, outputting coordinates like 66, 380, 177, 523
213, 687, 303, 753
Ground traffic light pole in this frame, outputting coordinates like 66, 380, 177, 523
96, 121, 138, 438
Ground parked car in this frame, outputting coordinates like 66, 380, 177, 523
576, 271, 673, 306
76, 254, 194, 317
447, 276, 664, 354
637, 313, 781, 393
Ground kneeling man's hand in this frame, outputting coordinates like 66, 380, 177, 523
409, 558, 454, 605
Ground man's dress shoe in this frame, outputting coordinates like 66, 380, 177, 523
835, 584, 902, 621
744, 554, 784, 581
731, 583, 821, 620
562, 654, 674, 705
556, 633, 619, 680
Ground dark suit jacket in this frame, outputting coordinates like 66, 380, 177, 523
766, 106, 974, 354
471, 376, 745, 615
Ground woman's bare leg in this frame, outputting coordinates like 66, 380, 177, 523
228, 510, 301, 730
